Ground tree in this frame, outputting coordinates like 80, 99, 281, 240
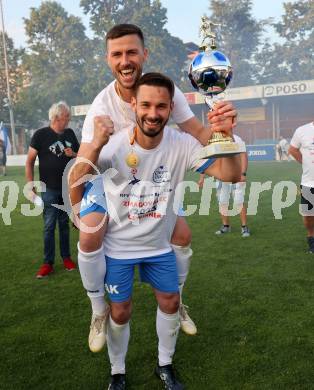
257, 0, 314, 83
270, 0, 314, 81
0, 33, 22, 124
20, 1, 92, 127
80, 37, 108, 100
276, 0, 314, 42
207, 0, 265, 87
80, 0, 189, 90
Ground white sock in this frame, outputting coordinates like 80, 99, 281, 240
156, 307, 180, 366
171, 244, 193, 300
90, 296, 108, 317
107, 316, 130, 375
77, 243, 107, 314
178, 284, 184, 304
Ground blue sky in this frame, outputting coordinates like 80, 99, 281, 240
2, 0, 286, 48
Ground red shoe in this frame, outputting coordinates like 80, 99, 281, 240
36, 263, 54, 278
63, 257, 76, 271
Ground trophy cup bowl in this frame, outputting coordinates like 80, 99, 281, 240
188, 18, 245, 159
188, 50, 233, 97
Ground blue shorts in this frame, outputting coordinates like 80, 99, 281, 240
104, 251, 179, 303
80, 176, 107, 218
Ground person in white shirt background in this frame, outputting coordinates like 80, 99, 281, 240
198, 135, 250, 237
277, 136, 290, 161
289, 121, 314, 253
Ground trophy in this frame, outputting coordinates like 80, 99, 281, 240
188, 16, 245, 158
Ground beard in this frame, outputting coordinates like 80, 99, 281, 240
135, 113, 170, 138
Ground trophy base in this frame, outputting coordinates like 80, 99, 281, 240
199, 141, 246, 159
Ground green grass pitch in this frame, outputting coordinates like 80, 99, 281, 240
2, 162, 314, 389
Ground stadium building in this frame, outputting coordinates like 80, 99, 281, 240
71, 78, 314, 161
185, 79, 314, 144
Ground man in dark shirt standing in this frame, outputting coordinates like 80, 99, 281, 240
26, 101, 80, 278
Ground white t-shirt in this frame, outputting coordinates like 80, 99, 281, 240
81, 80, 194, 143
290, 122, 314, 187
279, 138, 289, 152
97, 126, 207, 259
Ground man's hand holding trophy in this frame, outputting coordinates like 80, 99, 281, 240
188, 16, 245, 159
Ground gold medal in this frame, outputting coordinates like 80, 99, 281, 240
126, 152, 140, 168
126, 126, 140, 168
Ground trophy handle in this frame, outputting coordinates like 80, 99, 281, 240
204, 94, 224, 111
204, 95, 233, 145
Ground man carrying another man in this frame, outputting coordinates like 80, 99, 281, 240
69, 23, 238, 346
69, 72, 241, 389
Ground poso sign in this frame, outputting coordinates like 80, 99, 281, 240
263, 81, 308, 98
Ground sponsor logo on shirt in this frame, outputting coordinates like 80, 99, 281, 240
152, 166, 171, 183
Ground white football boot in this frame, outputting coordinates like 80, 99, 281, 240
179, 304, 197, 335
88, 306, 110, 352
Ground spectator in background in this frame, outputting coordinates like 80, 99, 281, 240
198, 134, 250, 237
0, 123, 11, 175
277, 136, 290, 161
289, 121, 314, 253
25, 101, 79, 278
0, 139, 6, 175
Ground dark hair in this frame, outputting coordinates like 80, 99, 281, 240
106, 24, 144, 46
135, 72, 175, 100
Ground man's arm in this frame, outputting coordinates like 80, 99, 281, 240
239, 151, 248, 182
198, 150, 244, 187
68, 115, 114, 210
288, 145, 302, 163
203, 155, 241, 183
68, 142, 103, 207
178, 101, 237, 146
25, 147, 38, 198
198, 173, 205, 188
64, 130, 80, 158
178, 116, 211, 146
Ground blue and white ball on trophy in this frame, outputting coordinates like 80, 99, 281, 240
188, 17, 245, 158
